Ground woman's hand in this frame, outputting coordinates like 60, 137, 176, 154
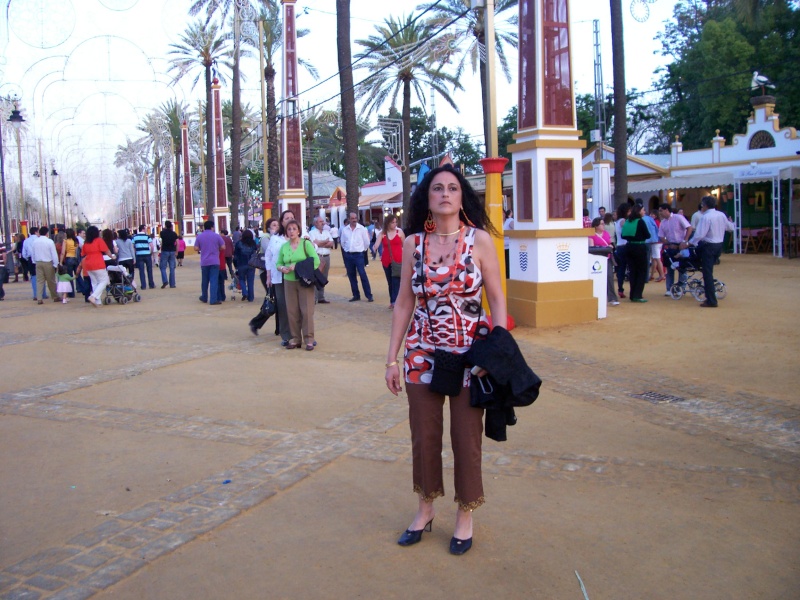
385, 364, 402, 396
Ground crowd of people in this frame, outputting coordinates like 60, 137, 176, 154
591, 196, 734, 307
1, 222, 186, 307
1, 181, 735, 563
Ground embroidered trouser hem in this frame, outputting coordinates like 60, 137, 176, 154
407, 383, 484, 511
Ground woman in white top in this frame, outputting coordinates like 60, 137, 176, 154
614, 204, 630, 299
502, 209, 514, 279
265, 210, 295, 346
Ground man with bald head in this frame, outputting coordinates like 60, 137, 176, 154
339, 212, 373, 302
308, 216, 334, 304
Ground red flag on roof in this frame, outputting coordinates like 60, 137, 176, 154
439, 153, 454, 167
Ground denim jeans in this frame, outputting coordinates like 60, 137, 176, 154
64, 257, 79, 297
238, 265, 255, 301
160, 251, 176, 287
663, 247, 687, 291
343, 251, 372, 300
383, 265, 400, 304
136, 255, 155, 288
200, 264, 220, 303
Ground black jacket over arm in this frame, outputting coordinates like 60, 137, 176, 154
465, 326, 542, 441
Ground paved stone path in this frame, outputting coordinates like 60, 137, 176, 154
1, 307, 798, 599
0, 264, 800, 600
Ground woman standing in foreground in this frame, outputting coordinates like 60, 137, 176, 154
384, 165, 507, 556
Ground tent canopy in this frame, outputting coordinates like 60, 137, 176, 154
627, 173, 734, 194
627, 167, 800, 194
357, 192, 401, 208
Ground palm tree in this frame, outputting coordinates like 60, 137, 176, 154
168, 19, 231, 216
190, 0, 250, 229
337, 0, 361, 216
732, 0, 761, 24
114, 138, 148, 225
136, 112, 174, 226
356, 14, 462, 211
301, 106, 329, 204
610, 0, 627, 209
159, 99, 188, 225
418, 0, 518, 154
250, 2, 318, 217
315, 115, 386, 185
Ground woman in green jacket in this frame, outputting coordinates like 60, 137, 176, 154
621, 204, 650, 302
276, 220, 320, 350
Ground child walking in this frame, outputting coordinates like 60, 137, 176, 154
57, 264, 76, 304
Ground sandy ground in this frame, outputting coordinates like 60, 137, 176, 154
0, 251, 798, 600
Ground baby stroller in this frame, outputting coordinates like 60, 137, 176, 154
228, 271, 241, 298
668, 247, 727, 301
105, 265, 141, 305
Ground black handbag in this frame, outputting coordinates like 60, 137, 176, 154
247, 249, 263, 269
260, 293, 277, 318
429, 348, 467, 397
422, 263, 468, 397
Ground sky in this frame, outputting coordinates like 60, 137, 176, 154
0, 0, 677, 222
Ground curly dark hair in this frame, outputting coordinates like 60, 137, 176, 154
406, 164, 497, 236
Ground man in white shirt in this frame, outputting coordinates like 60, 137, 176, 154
690, 204, 703, 235
30, 226, 59, 304
339, 212, 374, 302
309, 216, 334, 304
690, 196, 734, 308
22, 226, 45, 300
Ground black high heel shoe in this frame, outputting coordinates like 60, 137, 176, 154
449, 536, 473, 555
397, 519, 433, 546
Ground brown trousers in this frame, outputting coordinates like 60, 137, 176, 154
407, 382, 485, 511
283, 279, 315, 345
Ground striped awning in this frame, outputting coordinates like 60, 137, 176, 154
357, 192, 402, 208
626, 172, 735, 193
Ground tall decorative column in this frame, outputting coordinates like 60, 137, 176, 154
506, 0, 596, 326
212, 77, 231, 232
278, 0, 306, 225
181, 121, 196, 242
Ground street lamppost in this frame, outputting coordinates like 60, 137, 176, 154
1, 101, 25, 249
32, 167, 50, 228
50, 162, 59, 232
10, 100, 25, 228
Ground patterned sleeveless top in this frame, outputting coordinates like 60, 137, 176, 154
404, 227, 490, 385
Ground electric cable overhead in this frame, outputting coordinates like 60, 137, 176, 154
292, 7, 471, 123
294, 0, 448, 100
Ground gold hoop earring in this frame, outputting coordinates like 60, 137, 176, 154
424, 210, 437, 233
460, 208, 476, 228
